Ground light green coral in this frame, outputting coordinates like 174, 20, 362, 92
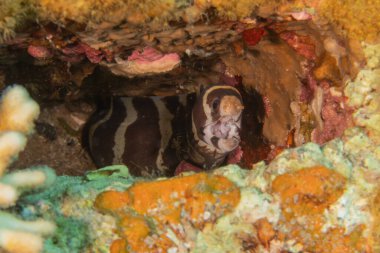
20, 165, 134, 253
322, 127, 379, 236
345, 43, 380, 143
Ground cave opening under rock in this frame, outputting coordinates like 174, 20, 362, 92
0, 13, 356, 176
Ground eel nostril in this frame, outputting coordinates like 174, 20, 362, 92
212, 99, 220, 111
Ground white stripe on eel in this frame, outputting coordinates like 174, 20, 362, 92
153, 97, 174, 172
112, 98, 138, 164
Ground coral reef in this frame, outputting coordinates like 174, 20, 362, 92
14, 38, 380, 252
19, 132, 380, 252
18, 44, 380, 248
0, 85, 56, 253
0, 0, 379, 252
33, 0, 181, 26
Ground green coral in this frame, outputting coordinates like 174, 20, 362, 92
43, 216, 89, 253
19, 165, 134, 253
345, 43, 380, 143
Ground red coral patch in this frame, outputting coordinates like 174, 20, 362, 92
242, 28, 266, 46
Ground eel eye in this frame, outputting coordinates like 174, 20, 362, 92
212, 98, 220, 112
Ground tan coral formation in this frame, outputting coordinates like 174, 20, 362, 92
318, 0, 380, 42
34, 0, 180, 26
0, 0, 378, 44
43, 0, 379, 42
0, 0, 26, 42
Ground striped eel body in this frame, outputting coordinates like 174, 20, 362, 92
84, 85, 243, 177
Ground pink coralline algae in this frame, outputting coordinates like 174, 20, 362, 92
27, 45, 53, 59
106, 47, 181, 77
279, 31, 316, 60
61, 43, 104, 63
174, 161, 203, 175
227, 146, 243, 164
262, 96, 272, 116
290, 11, 312, 21
127, 47, 180, 65
26, 42, 106, 63
300, 66, 352, 144
311, 81, 352, 144
300, 72, 318, 103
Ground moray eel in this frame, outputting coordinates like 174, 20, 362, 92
83, 85, 243, 177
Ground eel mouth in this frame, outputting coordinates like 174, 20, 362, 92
211, 115, 241, 140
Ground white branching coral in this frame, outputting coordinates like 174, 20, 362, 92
0, 85, 56, 253
0, 85, 40, 135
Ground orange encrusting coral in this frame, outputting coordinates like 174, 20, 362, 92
95, 172, 240, 253
255, 218, 276, 248
272, 166, 370, 252
110, 239, 127, 253
272, 165, 345, 217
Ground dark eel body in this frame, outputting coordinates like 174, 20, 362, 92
83, 85, 243, 177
